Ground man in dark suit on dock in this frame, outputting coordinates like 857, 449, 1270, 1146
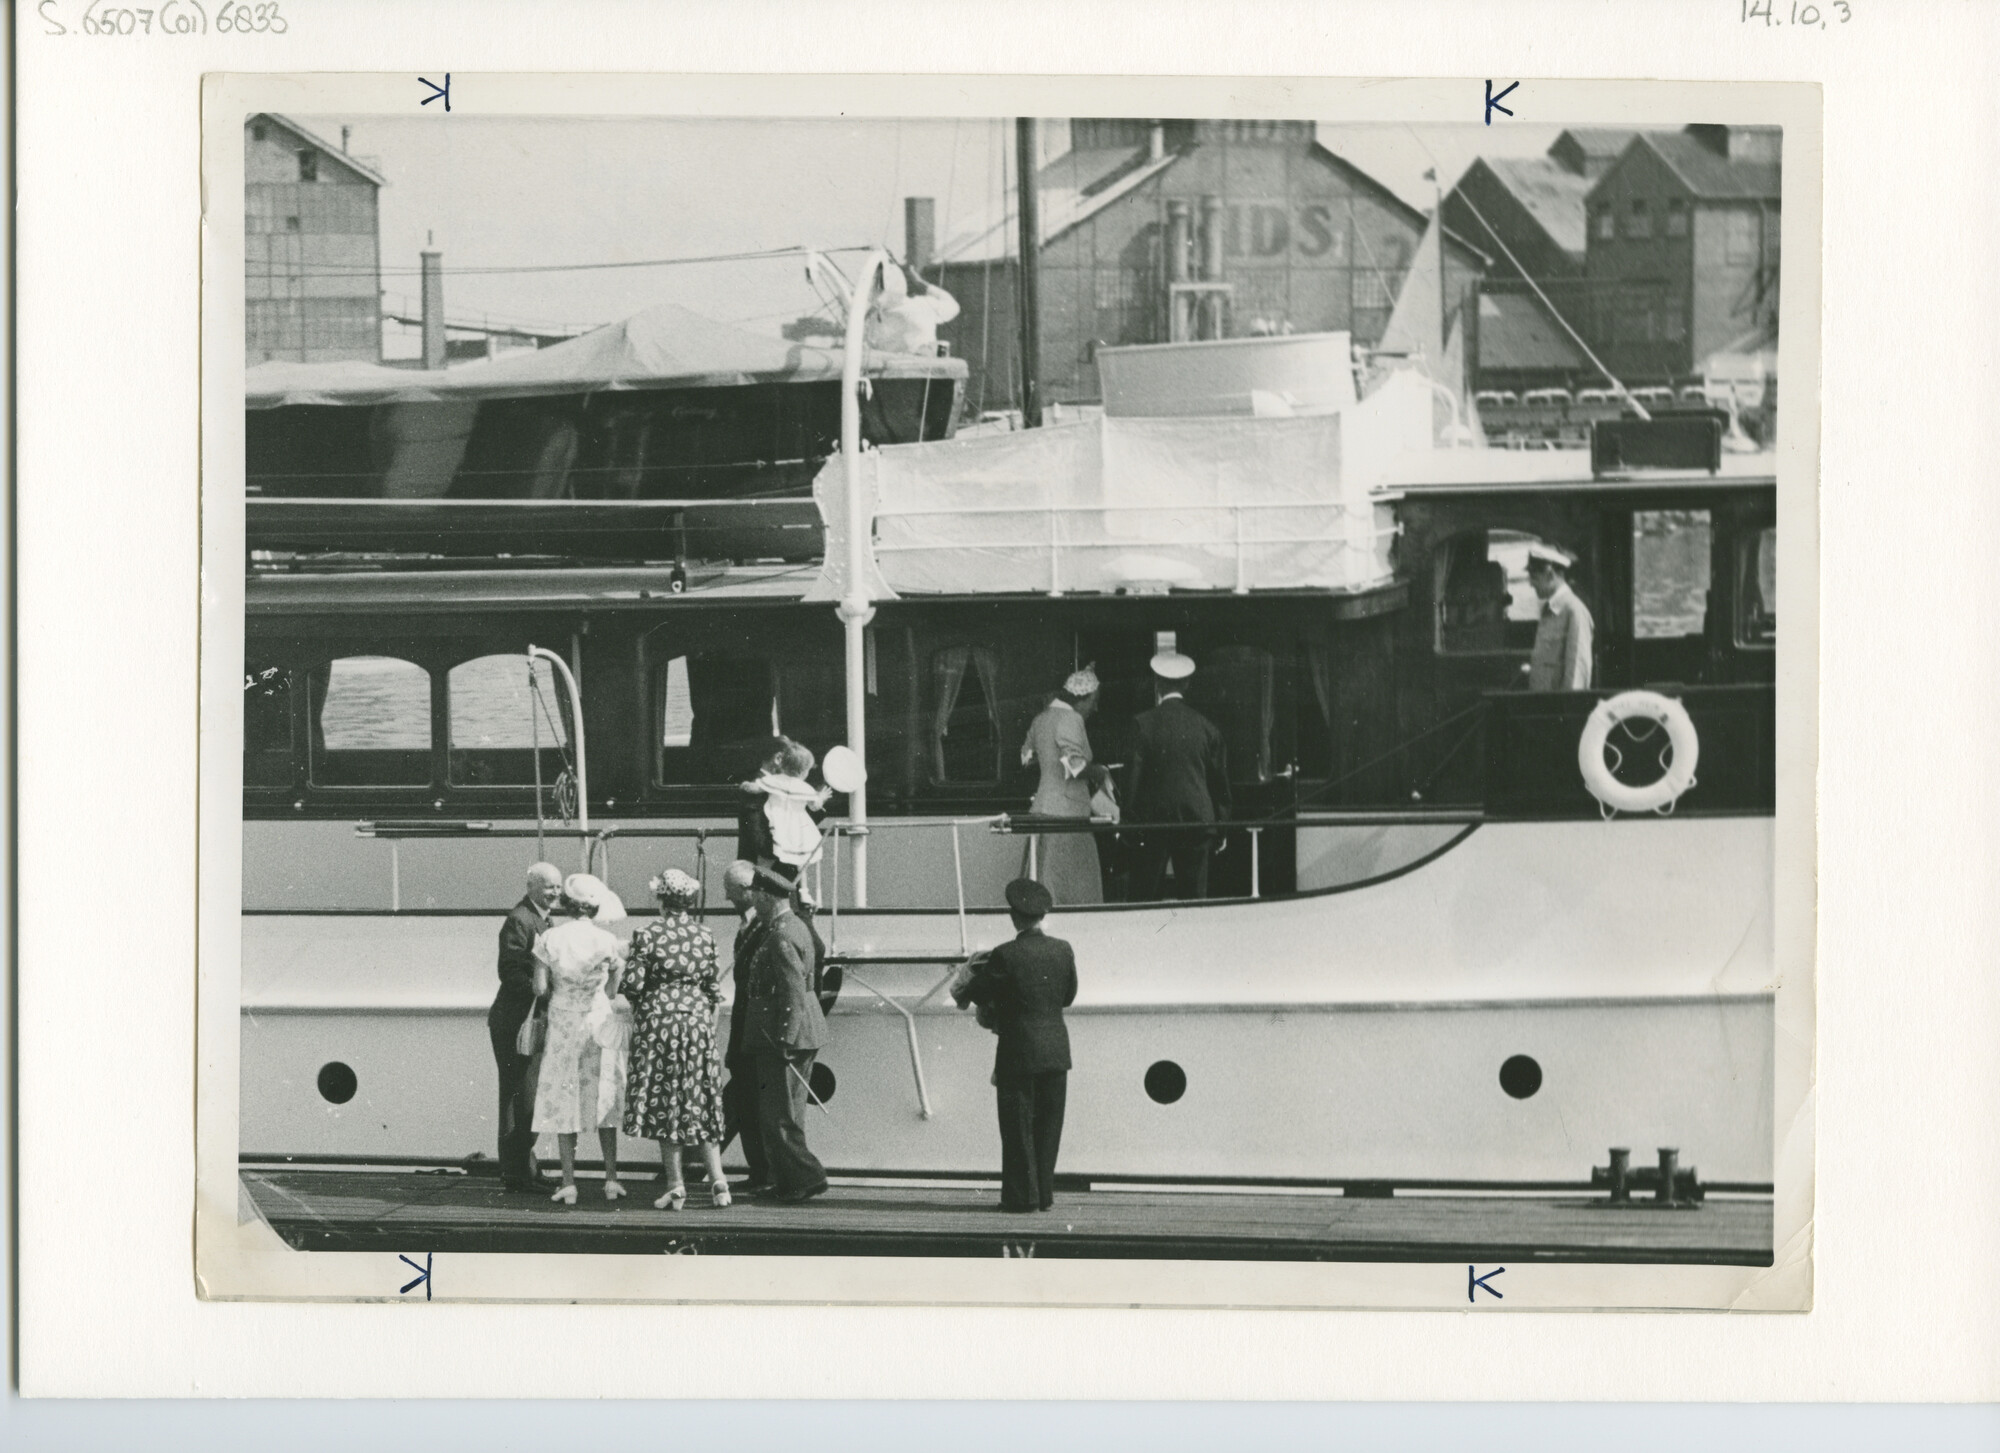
488, 862, 562, 1192
745, 866, 830, 1202
958, 878, 1078, 1213
717, 860, 772, 1194
1126, 650, 1232, 900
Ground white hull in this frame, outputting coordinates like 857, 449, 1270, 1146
240, 816, 1775, 1183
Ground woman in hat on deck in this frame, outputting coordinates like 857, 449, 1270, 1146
1018, 665, 1109, 906
622, 868, 731, 1210
531, 873, 631, 1205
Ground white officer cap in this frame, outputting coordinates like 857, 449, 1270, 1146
1150, 650, 1196, 680
1526, 543, 1576, 570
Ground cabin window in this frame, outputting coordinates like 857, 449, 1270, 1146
1666, 200, 1689, 238
1193, 645, 1276, 785
308, 656, 433, 787
1736, 525, 1777, 647
244, 662, 295, 788
446, 654, 571, 787
654, 653, 781, 787
1632, 510, 1713, 639
930, 645, 1002, 784
1434, 529, 1547, 654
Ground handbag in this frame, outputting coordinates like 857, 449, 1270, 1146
514, 1005, 546, 1057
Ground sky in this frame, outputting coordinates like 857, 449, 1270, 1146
303, 116, 1566, 346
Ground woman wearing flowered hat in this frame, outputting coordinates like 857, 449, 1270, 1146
531, 873, 631, 1204
622, 867, 732, 1210
1018, 665, 1109, 906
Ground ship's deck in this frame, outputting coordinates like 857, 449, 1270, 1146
240, 1167, 1773, 1264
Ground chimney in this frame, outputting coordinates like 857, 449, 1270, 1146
1198, 195, 1226, 340
1148, 122, 1166, 162
340, 125, 351, 153
1166, 200, 1192, 342
904, 197, 936, 275
420, 249, 446, 370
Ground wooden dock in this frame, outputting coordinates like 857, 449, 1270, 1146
241, 1168, 1773, 1264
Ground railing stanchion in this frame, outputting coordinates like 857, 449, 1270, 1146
829, 823, 841, 952
951, 821, 968, 956
390, 841, 400, 913
1248, 825, 1262, 898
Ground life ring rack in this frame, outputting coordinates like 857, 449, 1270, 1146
1577, 690, 1700, 816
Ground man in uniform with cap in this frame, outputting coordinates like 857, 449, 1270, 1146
1524, 544, 1595, 691
1126, 650, 1232, 900
956, 878, 1078, 1212
742, 865, 830, 1202
489, 861, 563, 1192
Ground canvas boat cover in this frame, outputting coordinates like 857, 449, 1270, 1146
809, 370, 1433, 601
245, 301, 965, 409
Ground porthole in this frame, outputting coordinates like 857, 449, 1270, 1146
317, 1061, 358, 1105
808, 1062, 837, 1104
1499, 1054, 1542, 1100
1143, 1060, 1186, 1105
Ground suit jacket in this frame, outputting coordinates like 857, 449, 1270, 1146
489, 897, 549, 1029
745, 910, 827, 1054
1126, 695, 1231, 825
967, 928, 1077, 1080
725, 910, 768, 1061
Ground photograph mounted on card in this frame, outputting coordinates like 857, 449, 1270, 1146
196, 72, 1818, 1309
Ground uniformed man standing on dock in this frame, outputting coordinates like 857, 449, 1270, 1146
1524, 544, 1595, 691
1126, 650, 1232, 899
958, 878, 1079, 1213
744, 866, 830, 1203
489, 862, 563, 1193
717, 860, 772, 1195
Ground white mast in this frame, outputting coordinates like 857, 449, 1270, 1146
837, 251, 890, 906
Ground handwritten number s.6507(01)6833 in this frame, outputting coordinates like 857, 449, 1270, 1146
1742, 0, 1851, 25
40, 1, 290, 36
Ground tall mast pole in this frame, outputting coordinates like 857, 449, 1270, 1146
836, 251, 888, 905
1015, 118, 1043, 428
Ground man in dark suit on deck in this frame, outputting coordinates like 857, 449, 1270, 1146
958, 878, 1079, 1213
744, 866, 830, 1203
1126, 650, 1232, 900
717, 860, 772, 1194
487, 861, 563, 1192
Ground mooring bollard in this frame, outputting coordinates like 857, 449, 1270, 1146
1607, 1147, 1632, 1204
1656, 1147, 1680, 1206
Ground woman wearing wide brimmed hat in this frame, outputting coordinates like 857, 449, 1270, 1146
531, 873, 631, 1204
1018, 665, 1109, 907
622, 868, 732, 1210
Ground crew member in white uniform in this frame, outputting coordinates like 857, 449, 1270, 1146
1523, 543, 1595, 691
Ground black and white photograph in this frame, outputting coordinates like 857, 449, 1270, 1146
200, 76, 1815, 1305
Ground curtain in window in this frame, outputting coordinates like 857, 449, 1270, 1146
930, 645, 1001, 782
1304, 639, 1335, 730
1206, 645, 1274, 784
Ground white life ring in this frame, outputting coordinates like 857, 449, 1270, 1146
1577, 690, 1700, 814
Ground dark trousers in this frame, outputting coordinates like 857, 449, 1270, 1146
719, 1052, 770, 1185
995, 1070, 1068, 1210
486, 1001, 540, 1185
752, 1048, 827, 1197
1134, 829, 1212, 900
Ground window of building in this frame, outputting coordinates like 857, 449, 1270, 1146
297, 150, 319, 183
1665, 200, 1689, 238
1594, 207, 1616, 241
1434, 529, 1551, 654
1632, 510, 1713, 640
447, 654, 570, 787
1737, 524, 1776, 647
244, 661, 295, 788
930, 645, 1002, 784
1625, 199, 1652, 239
1724, 209, 1760, 263
308, 656, 433, 787
653, 652, 781, 786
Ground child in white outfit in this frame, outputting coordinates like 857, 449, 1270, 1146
741, 739, 830, 884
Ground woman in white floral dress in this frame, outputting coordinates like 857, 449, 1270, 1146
531, 873, 631, 1204
622, 868, 731, 1210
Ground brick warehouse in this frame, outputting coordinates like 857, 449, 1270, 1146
923, 120, 1487, 416
245, 114, 386, 365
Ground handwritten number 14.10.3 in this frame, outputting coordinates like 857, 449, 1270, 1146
1743, 0, 1850, 25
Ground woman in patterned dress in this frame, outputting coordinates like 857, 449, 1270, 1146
531, 873, 631, 1205
623, 868, 731, 1210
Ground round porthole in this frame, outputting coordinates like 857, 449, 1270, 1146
317, 1061, 358, 1105
1499, 1054, 1543, 1100
808, 1062, 837, 1104
1144, 1060, 1187, 1105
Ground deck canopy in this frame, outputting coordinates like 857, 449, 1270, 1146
245, 302, 965, 409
